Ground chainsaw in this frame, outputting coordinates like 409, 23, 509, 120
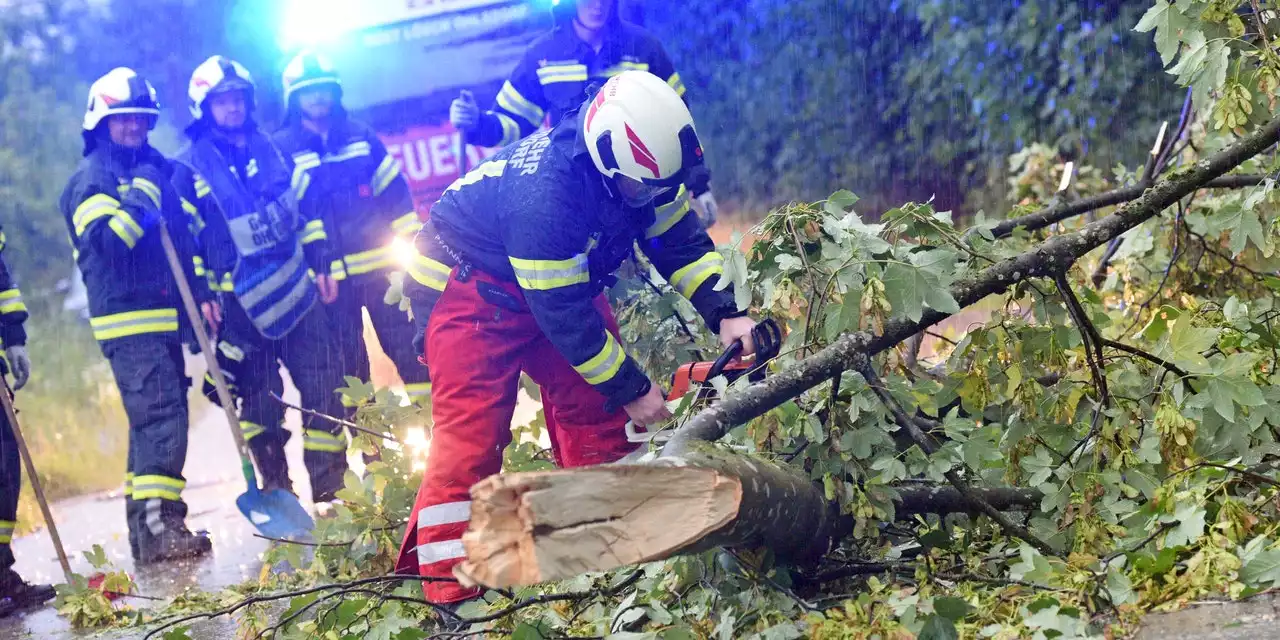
624, 318, 783, 443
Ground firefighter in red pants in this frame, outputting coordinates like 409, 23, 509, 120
394, 70, 757, 606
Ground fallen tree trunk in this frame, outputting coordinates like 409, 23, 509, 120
454, 446, 1042, 588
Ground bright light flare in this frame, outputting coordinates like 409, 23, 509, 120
278, 0, 357, 51
403, 425, 430, 472
390, 236, 417, 271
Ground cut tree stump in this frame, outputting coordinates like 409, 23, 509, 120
455, 447, 845, 588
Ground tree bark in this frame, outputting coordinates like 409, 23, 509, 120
455, 446, 1042, 589
454, 445, 844, 588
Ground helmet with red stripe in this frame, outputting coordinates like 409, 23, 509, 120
188, 55, 256, 120
582, 70, 703, 189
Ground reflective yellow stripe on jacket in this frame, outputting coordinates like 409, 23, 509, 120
73, 194, 145, 249
645, 185, 691, 239
667, 72, 687, 97
0, 289, 26, 315
391, 212, 421, 237
669, 252, 724, 299
331, 246, 395, 280
574, 333, 626, 385
408, 252, 451, 292
508, 254, 589, 290
497, 81, 545, 128
89, 309, 179, 341
372, 154, 403, 197
300, 219, 327, 245
536, 63, 588, 84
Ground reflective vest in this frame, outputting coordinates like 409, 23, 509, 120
178, 129, 322, 340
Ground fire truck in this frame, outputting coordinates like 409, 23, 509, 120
278, 0, 644, 214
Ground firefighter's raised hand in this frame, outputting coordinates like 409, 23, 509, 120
200, 300, 222, 334
719, 316, 757, 357
450, 90, 480, 132
624, 382, 673, 429
316, 273, 339, 304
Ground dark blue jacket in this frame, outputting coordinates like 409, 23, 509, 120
0, 226, 27, 349
273, 117, 420, 281
59, 142, 208, 344
470, 18, 709, 197
405, 106, 740, 408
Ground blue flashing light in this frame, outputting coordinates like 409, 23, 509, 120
277, 0, 359, 51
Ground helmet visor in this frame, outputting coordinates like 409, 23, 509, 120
616, 175, 673, 208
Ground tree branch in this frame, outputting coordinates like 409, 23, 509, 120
855, 357, 1059, 557
983, 174, 1264, 241
269, 391, 402, 443
661, 115, 1280, 454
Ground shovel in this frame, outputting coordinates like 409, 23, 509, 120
157, 220, 315, 540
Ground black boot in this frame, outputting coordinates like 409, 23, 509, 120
0, 568, 55, 615
251, 435, 293, 495
136, 525, 212, 566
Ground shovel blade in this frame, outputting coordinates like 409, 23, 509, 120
236, 488, 315, 540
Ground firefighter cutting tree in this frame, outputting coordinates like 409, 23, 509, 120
175, 56, 351, 505
58, 68, 213, 565
450, 0, 719, 228
272, 51, 432, 408
395, 70, 758, 607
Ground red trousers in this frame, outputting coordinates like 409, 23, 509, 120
394, 269, 637, 603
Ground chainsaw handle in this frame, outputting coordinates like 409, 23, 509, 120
707, 340, 745, 382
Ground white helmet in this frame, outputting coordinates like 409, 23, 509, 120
281, 50, 342, 107
82, 67, 160, 132
582, 70, 704, 188
188, 55, 256, 120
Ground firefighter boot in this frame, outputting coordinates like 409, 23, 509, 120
0, 568, 54, 616
249, 432, 293, 495
136, 524, 212, 566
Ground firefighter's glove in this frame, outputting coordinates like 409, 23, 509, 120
694, 190, 719, 228
5, 345, 30, 391
450, 91, 480, 133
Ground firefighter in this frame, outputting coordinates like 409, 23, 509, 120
175, 55, 350, 504
395, 71, 757, 605
0, 225, 56, 613
273, 51, 431, 407
59, 67, 213, 564
449, 0, 719, 228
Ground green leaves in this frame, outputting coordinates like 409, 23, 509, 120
880, 249, 961, 322
1165, 501, 1207, 547
1239, 548, 1280, 587
1135, 1, 1191, 65
1154, 315, 1219, 373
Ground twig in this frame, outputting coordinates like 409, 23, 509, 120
1123, 197, 1189, 337
1100, 339, 1193, 387
1176, 461, 1280, 490
1102, 522, 1177, 567
635, 268, 705, 361
935, 572, 1068, 593
855, 356, 1059, 558
269, 391, 402, 443
1054, 273, 1111, 467
143, 575, 452, 638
